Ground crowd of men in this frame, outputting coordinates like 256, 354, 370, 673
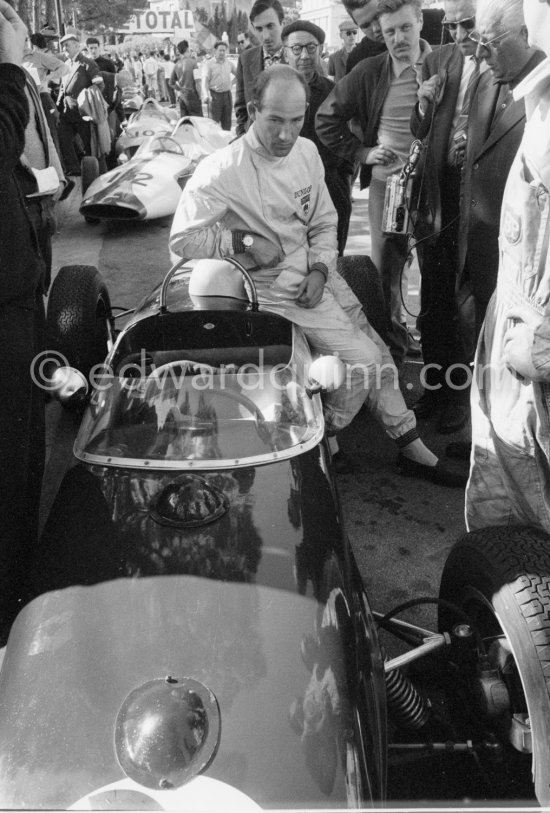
2, 0, 550, 640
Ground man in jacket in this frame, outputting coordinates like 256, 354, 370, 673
234, 0, 285, 137
171, 65, 465, 486
328, 20, 358, 81
56, 30, 101, 175
0, 0, 46, 641
466, 0, 550, 531
409, 0, 479, 433
316, 0, 431, 366
283, 19, 353, 255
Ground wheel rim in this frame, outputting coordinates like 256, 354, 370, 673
461, 586, 534, 797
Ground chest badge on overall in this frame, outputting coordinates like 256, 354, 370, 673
502, 205, 522, 246
295, 185, 312, 216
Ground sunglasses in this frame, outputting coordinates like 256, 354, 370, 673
442, 15, 476, 31
286, 42, 319, 55
468, 29, 512, 50
344, 30, 358, 36
238, 39, 245, 44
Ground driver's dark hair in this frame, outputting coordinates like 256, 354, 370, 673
250, 0, 284, 24
177, 40, 190, 54
251, 65, 310, 109
86, 36, 100, 46
214, 40, 225, 48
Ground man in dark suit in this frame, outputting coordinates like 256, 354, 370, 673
282, 19, 353, 254
0, 0, 47, 642
234, 0, 285, 137
409, 0, 480, 433
56, 30, 101, 175
457, 22, 544, 358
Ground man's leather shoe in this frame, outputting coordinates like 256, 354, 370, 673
446, 440, 471, 461
412, 392, 439, 419
332, 450, 356, 475
437, 402, 469, 435
397, 453, 468, 488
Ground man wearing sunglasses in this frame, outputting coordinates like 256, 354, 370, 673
283, 20, 353, 255
465, 0, 550, 534
237, 32, 252, 52
408, 0, 480, 435
328, 19, 358, 82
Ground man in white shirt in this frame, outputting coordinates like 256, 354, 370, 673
143, 51, 159, 98
202, 41, 235, 130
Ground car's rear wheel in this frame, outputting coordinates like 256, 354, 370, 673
81, 157, 100, 224
336, 255, 389, 344
439, 526, 550, 805
47, 265, 113, 381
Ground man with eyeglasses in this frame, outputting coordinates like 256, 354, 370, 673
406, 0, 481, 435
328, 19, 358, 82
465, 0, 550, 533
234, 0, 286, 137
237, 32, 252, 52
317, 0, 433, 367
283, 20, 353, 255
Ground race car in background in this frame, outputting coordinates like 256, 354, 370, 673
80, 116, 232, 223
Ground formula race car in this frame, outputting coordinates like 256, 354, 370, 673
115, 97, 180, 160
1, 259, 549, 809
80, 114, 232, 223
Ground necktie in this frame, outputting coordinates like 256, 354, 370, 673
448, 59, 480, 164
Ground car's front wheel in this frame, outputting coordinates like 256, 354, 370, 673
47, 265, 113, 383
439, 526, 550, 805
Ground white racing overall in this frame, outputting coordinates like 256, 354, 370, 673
466, 58, 550, 532
170, 126, 416, 437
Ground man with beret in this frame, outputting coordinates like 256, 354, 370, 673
283, 19, 352, 255
328, 19, 358, 81
56, 30, 101, 175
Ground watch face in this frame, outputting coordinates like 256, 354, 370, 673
243, 235, 253, 249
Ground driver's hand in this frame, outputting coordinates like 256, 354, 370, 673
240, 234, 283, 269
296, 270, 325, 309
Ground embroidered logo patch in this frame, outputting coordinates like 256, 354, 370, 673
502, 205, 522, 245
294, 185, 312, 216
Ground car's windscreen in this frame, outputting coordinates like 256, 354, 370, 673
75, 331, 324, 469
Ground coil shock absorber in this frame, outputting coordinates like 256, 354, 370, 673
384, 652, 431, 730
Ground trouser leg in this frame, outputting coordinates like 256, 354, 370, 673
325, 167, 352, 257
0, 297, 45, 642
368, 178, 408, 363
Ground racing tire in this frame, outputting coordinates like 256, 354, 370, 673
336, 255, 389, 344
81, 157, 100, 224
47, 265, 112, 382
439, 526, 550, 805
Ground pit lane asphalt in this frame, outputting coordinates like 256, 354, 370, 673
44, 179, 476, 803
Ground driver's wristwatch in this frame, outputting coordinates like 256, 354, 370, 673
232, 231, 254, 254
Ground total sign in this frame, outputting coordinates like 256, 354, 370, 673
119, 6, 194, 34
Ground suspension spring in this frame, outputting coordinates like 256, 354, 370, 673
385, 654, 430, 731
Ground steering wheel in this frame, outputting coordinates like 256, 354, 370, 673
145, 361, 275, 450
148, 359, 217, 381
